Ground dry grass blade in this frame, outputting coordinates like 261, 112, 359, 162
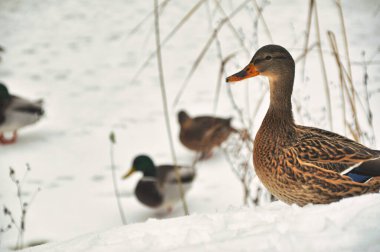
295, 42, 317, 63
301, 0, 314, 81
153, 0, 189, 215
314, 1, 333, 130
326, 31, 347, 136
327, 31, 361, 141
251, 0, 273, 43
213, 0, 250, 56
162, 0, 207, 46
172, 28, 216, 107
131, 0, 206, 84
213, 52, 237, 113
109, 132, 127, 225
336, 0, 353, 79
128, 0, 172, 36
336, 0, 358, 134
173, 0, 251, 106
361, 51, 376, 144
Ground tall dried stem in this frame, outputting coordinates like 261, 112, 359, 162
326, 31, 347, 136
327, 31, 361, 141
131, 0, 207, 83
109, 132, 127, 225
314, 1, 333, 130
153, 0, 189, 215
173, 0, 251, 106
301, 0, 314, 81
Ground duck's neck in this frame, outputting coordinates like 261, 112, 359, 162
261, 70, 295, 138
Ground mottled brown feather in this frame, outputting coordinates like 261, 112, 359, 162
236, 45, 380, 206
178, 111, 237, 154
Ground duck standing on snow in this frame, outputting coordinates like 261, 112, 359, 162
226, 44, 380, 206
0, 82, 44, 144
178, 110, 241, 159
122, 155, 196, 210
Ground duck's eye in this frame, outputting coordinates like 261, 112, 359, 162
265, 56, 272, 60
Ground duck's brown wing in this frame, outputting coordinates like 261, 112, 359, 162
293, 125, 380, 174
190, 117, 237, 145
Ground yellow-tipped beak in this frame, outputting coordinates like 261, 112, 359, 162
122, 167, 136, 179
226, 63, 260, 83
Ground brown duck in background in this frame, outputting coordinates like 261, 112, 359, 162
178, 110, 240, 159
226, 44, 380, 206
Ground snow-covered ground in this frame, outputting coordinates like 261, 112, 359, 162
24, 194, 380, 252
0, 0, 379, 250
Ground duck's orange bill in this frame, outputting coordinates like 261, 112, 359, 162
226, 63, 259, 83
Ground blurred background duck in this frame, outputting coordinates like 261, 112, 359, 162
178, 110, 242, 159
122, 155, 196, 211
0, 82, 44, 144
0, 45, 4, 62
226, 44, 380, 206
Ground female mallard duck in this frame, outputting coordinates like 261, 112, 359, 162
0, 82, 44, 144
122, 155, 196, 210
178, 110, 239, 159
226, 44, 380, 206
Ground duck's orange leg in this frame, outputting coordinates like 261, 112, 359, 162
0, 131, 18, 144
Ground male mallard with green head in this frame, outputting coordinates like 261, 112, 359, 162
226, 44, 380, 206
178, 110, 240, 159
0, 82, 44, 144
122, 155, 196, 210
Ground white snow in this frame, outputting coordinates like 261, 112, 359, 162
0, 0, 379, 251
23, 194, 380, 252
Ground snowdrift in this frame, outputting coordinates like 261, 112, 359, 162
25, 194, 380, 252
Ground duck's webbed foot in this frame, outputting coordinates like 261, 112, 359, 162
0, 131, 18, 144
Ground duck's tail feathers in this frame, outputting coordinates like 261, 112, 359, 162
366, 176, 380, 193
15, 104, 44, 116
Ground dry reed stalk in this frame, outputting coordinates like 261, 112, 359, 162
5, 166, 40, 250
109, 132, 127, 225
213, 0, 250, 56
314, 1, 333, 130
206, 3, 255, 205
153, 0, 189, 215
131, 0, 207, 83
326, 31, 347, 136
336, 0, 353, 79
361, 51, 376, 144
327, 31, 361, 141
213, 52, 237, 113
222, 144, 252, 206
301, 0, 314, 81
128, 0, 172, 36
250, 0, 273, 43
295, 42, 317, 63
173, 0, 251, 106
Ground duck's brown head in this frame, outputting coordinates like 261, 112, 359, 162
226, 45, 294, 83
177, 110, 190, 125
